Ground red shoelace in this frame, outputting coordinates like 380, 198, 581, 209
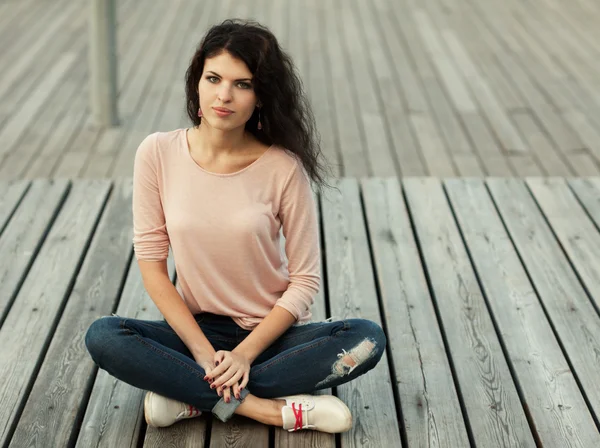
187, 404, 200, 417
292, 403, 303, 431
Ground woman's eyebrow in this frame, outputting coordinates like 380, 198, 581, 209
206, 71, 252, 82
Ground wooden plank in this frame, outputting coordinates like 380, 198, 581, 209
0, 180, 70, 326
0, 0, 73, 85
337, 0, 398, 177
441, 30, 528, 153
321, 179, 402, 448
413, 11, 477, 114
510, 112, 573, 176
460, 112, 514, 176
321, 0, 369, 177
52, 1, 169, 178
0, 180, 30, 233
486, 178, 600, 424
8, 180, 134, 448
0, 0, 82, 128
409, 113, 456, 177
111, 0, 215, 178
0, 51, 78, 158
21, 0, 139, 179
527, 178, 600, 312
0, 47, 88, 180
402, 178, 535, 447
357, 0, 428, 177
446, 178, 600, 447
304, 0, 341, 178
568, 178, 600, 226
81, 0, 185, 178
361, 178, 469, 447
0, 179, 111, 448
371, 0, 429, 114
420, 78, 478, 159
76, 253, 179, 448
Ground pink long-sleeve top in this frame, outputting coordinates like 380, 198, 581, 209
132, 129, 321, 330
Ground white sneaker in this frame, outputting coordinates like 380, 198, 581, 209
144, 391, 202, 428
278, 394, 352, 433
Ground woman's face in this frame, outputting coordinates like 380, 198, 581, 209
198, 51, 259, 132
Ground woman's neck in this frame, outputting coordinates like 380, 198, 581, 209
192, 123, 249, 157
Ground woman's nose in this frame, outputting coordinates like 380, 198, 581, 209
217, 84, 232, 102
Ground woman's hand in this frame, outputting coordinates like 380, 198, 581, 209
205, 350, 251, 403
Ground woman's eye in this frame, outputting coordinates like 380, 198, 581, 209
237, 82, 252, 89
207, 76, 219, 83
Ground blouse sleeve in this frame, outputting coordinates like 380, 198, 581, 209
132, 133, 170, 261
274, 161, 321, 319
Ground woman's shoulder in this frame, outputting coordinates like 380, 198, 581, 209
136, 129, 184, 158
266, 144, 301, 173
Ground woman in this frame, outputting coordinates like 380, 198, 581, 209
85, 19, 386, 434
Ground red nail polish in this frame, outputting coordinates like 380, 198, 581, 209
203, 376, 208, 381
226, 398, 230, 403
235, 394, 240, 399
216, 361, 219, 366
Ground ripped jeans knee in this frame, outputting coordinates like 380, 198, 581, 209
315, 337, 382, 389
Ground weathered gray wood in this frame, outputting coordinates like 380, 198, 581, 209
460, 112, 514, 176
357, 0, 428, 177
76, 252, 178, 448
89, 0, 118, 127
144, 418, 207, 448
361, 178, 469, 447
0, 180, 30, 232
0, 52, 78, 158
304, 0, 342, 179
0, 0, 79, 119
511, 112, 573, 176
321, 0, 369, 177
486, 178, 600, 424
210, 416, 269, 448
402, 177, 535, 447
337, 0, 397, 177
82, 0, 184, 178
53, 1, 168, 178
8, 179, 135, 448
111, 0, 213, 178
0, 180, 70, 326
446, 177, 600, 447
568, 178, 600, 226
409, 113, 456, 177
527, 178, 600, 314
413, 11, 477, 114
0, 47, 88, 180
321, 179, 402, 448
0, 179, 111, 448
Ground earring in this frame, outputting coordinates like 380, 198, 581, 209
257, 108, 262, 130
197, 108, 202, 118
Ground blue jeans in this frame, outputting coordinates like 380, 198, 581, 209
85, 312, 387, 422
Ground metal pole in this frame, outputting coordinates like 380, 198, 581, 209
89, 0, 118, 127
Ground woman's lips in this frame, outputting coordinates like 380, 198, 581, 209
213, 107, 233, 117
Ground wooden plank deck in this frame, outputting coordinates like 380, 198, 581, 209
1, 0, 600, 180
1, 176, 600, 447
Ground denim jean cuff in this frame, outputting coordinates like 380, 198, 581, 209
211, 387, 250, 422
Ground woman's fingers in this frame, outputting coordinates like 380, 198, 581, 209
232, 383, 241, 400
223, 386, 232, 403
206, 357, 231, 382
239, 371, 249, 390
223, 370, 244, 389
212, 366, 236, 388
